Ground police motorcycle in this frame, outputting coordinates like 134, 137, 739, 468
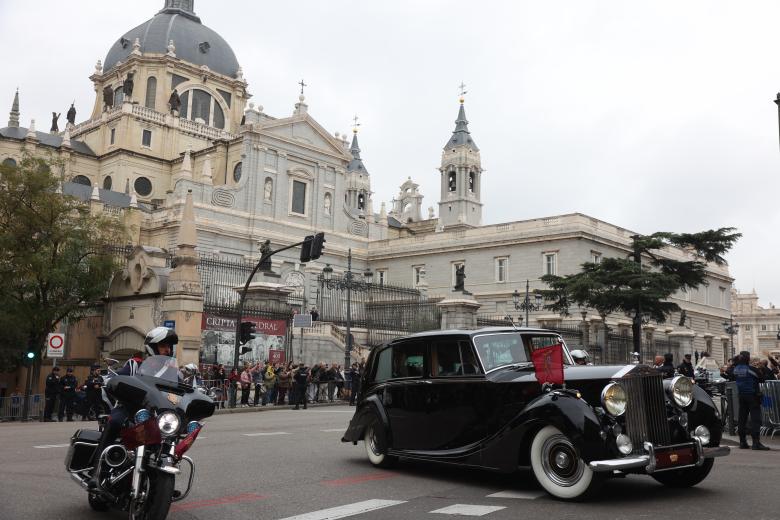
65, 328, 215, 519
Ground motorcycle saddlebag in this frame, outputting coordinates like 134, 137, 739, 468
65, 429, 101, 472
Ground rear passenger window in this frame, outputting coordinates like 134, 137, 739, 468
432, 339, 482, 376
374, 347, 392, 383
392, 342, 425, 378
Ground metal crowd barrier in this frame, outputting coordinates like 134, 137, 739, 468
0, 394, 44, 421
760, 380, 780, 439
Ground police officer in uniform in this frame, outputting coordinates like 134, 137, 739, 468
58, 367, 78, 421
292, 364, 309, 410
43, 366, 61, 422
726, 351, 770, 450
85, 364, 104, 420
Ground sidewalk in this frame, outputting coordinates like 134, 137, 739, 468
721, 433, 780, 449
213, 401, 349, 415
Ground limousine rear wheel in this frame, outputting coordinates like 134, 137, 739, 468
530, 425, 602, 500
365, 422, 397, 468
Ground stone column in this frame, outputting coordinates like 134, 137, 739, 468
437, 290, 482, 330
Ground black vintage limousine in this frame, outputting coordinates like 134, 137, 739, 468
342, 327, 730, 500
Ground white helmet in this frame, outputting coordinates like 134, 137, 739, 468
144, 326, 178, 356
570, 349, 590, 365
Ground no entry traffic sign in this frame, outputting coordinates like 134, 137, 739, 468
46, 333, 65, 358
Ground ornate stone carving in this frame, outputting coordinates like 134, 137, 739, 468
211, 189, 235, 208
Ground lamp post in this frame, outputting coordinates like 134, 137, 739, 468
320, 249, 372, 369
512, 279, 543, 327
723, 316, 739, 360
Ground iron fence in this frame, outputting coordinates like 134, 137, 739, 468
316, 276, 441, 348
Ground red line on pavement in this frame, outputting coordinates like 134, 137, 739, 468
321, 472, 398, 487
170, 492, 267, 512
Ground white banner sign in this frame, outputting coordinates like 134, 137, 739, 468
46, 333, 65, 358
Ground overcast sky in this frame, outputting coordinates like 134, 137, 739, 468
1, 0, 779, 306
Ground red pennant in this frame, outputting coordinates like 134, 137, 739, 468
532, 343, 565, 386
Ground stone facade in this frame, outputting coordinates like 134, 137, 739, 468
732, 290, 780, 357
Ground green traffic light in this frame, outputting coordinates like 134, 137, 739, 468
26, 352, 34, 359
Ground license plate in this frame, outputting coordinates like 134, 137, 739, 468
654, 444, 696, 469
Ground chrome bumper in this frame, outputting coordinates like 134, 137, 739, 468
588, 440, 730, 474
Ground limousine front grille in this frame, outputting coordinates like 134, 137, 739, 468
621, 372, 670, 453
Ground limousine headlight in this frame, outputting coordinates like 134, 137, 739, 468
669, 376, 694, 408
601, 382, 627, 416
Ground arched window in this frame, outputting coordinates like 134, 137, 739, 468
114, 86, 124, 106
103, 176, 113, 190
2, 158, 16, 168
233, 162, 242, 182
448, 171, 456, 192
357, 192, 365, 210
177, 88, 227, 129
468, 171, 475, 193
72, 175, 91, 187
145, 76, 157, 109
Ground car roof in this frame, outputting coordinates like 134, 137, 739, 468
398, 326, 558, 341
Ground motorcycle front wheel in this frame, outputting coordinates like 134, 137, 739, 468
129, 470, 175, 520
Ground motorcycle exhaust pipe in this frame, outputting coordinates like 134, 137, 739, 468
70, 472, 90, 490
103, 445, 128, 468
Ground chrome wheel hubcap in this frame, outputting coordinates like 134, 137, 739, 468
541, 434, 584, 487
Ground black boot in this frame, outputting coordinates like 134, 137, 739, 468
752, 437, 770, 450
739, 436, 750, 449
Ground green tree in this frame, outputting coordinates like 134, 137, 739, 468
540, 229, 741, 356
0, 155, 124, 383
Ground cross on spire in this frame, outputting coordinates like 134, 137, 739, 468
352, 114, 360, 133
459, 81, 468, 98
298, 79, 307, 95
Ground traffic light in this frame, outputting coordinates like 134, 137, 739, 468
310, 232, 325, 260
240, 346, 253, 356
300, 235, 314, 262
239, 321, 256, 345
22, 347, 36, 366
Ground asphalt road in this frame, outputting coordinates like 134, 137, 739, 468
1, 405, 778, 520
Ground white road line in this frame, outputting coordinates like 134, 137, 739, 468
278, 499, 406, 520
430, 504, 506, 516
243, 432, 289, 436
486, 490, 545, 499
306, 410, 355, 414
33, 444, 70, 449
320, 428, 344, 432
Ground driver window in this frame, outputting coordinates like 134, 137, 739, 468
391, 341, 425, 378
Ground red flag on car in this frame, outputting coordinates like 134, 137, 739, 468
532, 343, 565, 386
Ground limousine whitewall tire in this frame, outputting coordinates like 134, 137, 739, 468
530, 425, 602, 500
364, 422, 397, 468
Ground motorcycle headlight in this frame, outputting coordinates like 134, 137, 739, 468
157, 411, 180, 437
669, 376, 694, 408
601, 382, 627, 416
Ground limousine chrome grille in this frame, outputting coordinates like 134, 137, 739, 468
621, 371, 670, 453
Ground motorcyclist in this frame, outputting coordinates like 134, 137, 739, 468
88, 326, 178, 488
570, 349, 591, 366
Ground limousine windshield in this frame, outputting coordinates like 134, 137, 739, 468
473, 332, 573, 372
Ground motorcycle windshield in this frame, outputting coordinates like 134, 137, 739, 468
137, 355, 179, 383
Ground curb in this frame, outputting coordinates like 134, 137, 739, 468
213, 401, 349, 415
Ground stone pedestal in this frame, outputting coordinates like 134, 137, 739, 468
668, 330, 695, 354
437, 291, 482, 330
237, 272, 294, 310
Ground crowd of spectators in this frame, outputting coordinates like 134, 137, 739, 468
203, 359, 365, 409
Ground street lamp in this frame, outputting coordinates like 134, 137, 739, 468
723, 316, 739, 360
320, 249, 371, 368
512, 279, 544, 326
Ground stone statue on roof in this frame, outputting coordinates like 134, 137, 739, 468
168, 89, 181, 114
454, 265, 466, 291
103, 85, 114, 109
66, 104, 76, 125
122, 72, 135, 98
50, 112, 60, 133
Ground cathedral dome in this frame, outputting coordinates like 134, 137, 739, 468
104, 1, 240, 78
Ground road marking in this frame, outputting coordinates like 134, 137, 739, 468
320, 428, 344, 432
33, 444, 70, 449
486, 490, 545, 499
430, 504, 506, 516
169, 492, 266, 512
306, 410, 355, 413
277, 499, 406, 520
321, 472, 398, 487
243, 431, 289, 436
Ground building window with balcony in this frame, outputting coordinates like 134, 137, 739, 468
543, 252, 557, 276
376, 270, 387, 286
178, 88, 226, 129
495, 257, 508, 283
290, 180, 307, 216
591, 251, 602, 264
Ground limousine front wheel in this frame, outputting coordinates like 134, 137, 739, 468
530, 425, 602, 500
365, 423, 397, 468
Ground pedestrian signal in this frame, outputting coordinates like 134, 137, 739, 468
239, 321, 256, 345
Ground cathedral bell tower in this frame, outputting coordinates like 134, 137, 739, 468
437, 96, 482, 230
